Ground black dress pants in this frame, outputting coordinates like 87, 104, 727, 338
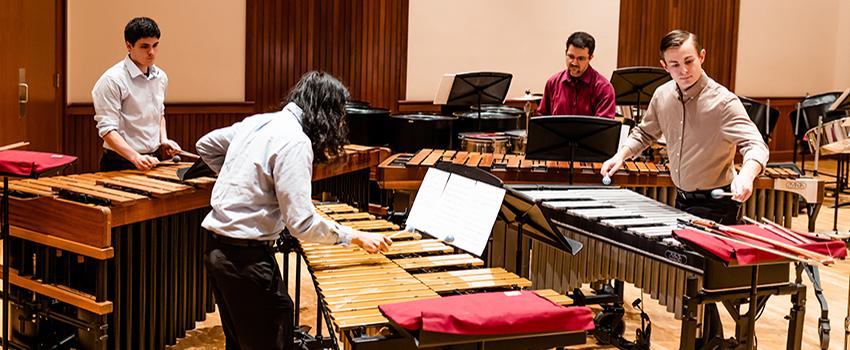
675, 191, 742, 225
204, 234, 294, 350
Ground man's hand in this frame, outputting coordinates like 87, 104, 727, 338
351, 231, 392, 254
600, 152, 627, 178
160, 139, 182, 158
131, 154, 159, 170
730, 160, 761, 202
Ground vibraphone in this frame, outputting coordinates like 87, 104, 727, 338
377, 149, 825, 230
297, 202, 588, 350
0, 145, 388, 349
500, 186, 807, 349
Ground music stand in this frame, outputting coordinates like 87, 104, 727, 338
434, 72, 512, 119
0, 150, 76, 349
738, 96, 779, 143
176, 158, 215, 181
525, 116, 621, 184
610, 67, 671, 122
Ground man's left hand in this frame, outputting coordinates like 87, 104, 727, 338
160, 139, 182, 158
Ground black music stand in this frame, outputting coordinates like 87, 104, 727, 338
176, 158, 215, 180
0, 150, 76, 349
738, 96, 779, 143
610, 67, 671, 122
434, 72, 512, 119
525, 115, 621, 184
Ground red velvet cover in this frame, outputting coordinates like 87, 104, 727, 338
674, 225, 846, 265
378, 290, 594, 335
0, 150, 77, 178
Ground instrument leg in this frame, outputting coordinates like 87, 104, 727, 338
680, 276, 699, 350
801, 264, 829, 349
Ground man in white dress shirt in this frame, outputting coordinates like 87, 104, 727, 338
92, 17, 181, 171
196, 71, 392, 350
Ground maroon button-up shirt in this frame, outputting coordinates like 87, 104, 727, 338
537, 66, 617, 118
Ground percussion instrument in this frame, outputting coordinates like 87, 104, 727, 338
805, 117, 850, 156
1, 145, 387, 349
297, 202, 591, 350
497, 185, 808, 349
387, 113, 457, 153
452, 110, 520, 136
457, 132, 510, 154
504, 129, 527, 154
345, 101, 390, 147
376, 149, 826, 231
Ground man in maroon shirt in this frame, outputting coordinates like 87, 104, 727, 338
537, 31, 617, 118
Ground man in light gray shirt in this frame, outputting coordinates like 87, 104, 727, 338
601, 30, 768, 224
92, 17, 181, 171
197, 71, 392, 350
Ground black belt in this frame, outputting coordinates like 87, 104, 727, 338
210, 233, 276, 248
104, 148, 159, 157
677, 185, 731, 200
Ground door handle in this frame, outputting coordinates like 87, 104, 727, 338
18, 68, 27, 118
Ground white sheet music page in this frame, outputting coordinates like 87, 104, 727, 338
405, 167, 506, 256
433, 73, 457, 105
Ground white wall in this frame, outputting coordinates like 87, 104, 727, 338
67, 0, 246, 103
406, 0, 620, 101
736, 0, 850, 96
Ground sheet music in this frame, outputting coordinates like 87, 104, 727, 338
617, 124, 631, 150
433, 73, 457, 105
406, 168, 506, 256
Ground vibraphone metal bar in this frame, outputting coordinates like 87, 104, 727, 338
496, 186, 807, 349
377, 149, 825, 230
2, 164, 216, 349
298, 203, 585, 350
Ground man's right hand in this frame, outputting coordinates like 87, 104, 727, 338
131, 154, 160, 170
351, 231, 392, 254
600, 153, 626, 178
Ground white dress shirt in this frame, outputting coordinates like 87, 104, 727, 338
196, 103, 353, 244
92, 55, 168, 154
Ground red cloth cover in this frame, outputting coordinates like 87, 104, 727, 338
0, 150, 77, 178
378, 290, 594, 335
674, 224, 847, 265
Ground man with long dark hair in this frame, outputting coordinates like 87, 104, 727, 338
197, 71, 392, 349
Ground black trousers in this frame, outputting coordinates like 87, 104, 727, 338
675, 194, 742, 225
99, 149, 159, 172
204, 233, 294, 350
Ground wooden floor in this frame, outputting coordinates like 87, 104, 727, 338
173, 159, 848, 348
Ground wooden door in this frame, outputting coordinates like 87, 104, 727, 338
0, 0, 62, 152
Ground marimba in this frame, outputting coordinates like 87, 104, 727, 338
377, 149, 826, 230
0, 145, 388, 349
299, 203, 589, 350
499, 185, 807, 349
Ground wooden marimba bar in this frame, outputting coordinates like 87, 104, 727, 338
312, 145, 391, 211
302, 203, 579, 350
2, 164, 216, 349
377, 149, 826, 230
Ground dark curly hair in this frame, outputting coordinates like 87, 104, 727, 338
285, 71, 349, 163
124, 17, 161, 45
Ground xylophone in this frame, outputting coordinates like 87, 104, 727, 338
498, 185, 808, 349
377, 149, 826, 231
297, 202, 589, 350
312, 145, 391, 211
0, 145, 388, 349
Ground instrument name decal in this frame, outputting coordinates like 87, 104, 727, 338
783, 181, 807, 190
664, 250, 688, 264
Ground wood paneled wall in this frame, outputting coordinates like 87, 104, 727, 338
246, 0, 409, 113
617, 0, 740, 90
62, 0, 409, 172
64, 103, 253, 173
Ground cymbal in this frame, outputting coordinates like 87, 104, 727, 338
512, 94, 542, 102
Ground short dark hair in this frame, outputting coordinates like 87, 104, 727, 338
124, 17, 161, 45
566, 31, 596, 56
659, 29, 702, 58
286, 71, 350, 163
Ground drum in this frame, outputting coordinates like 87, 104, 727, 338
504, 129, 527, 154
345, 101, 390, 146
387, 113, 456, 153
804, 117, 850, 155
452, 111, 520, 147
470, 105, 524, 115
458, 132, 510, 154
